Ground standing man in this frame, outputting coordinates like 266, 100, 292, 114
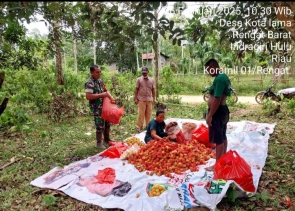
85, 65, 114, 149
134, 66, 156, 132
204, 59, 231, 171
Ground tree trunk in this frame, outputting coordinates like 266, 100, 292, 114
272, 62, 286, 83
238, 60, 241, 83
0, 72, 8, 115
0, 72, 5, 89
153, 9, 159, 99
93, 23, 97, 65
135, 39, 140, 70
63, 48, 66, 70
273, 66, 286, 83
288, 42, 295, 77
195, 58, 198, 75
45, 56, 49, 69
56, 47, 63, 85
136, 51, 140, 70
290, 63, 294, 77
71, 12, 78, 74
0, 98, 8, 116
141, 55, 143, 67
272, 2, 294, 83
271, 51, 286, 83
53, 20, 64, 85
273, 2, 295, 39
73, 35, 78, 74
151, 47, 154, 70
188, 58, 193, 73
93, 39, 96, 65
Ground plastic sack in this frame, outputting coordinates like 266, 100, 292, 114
165, 121, 181, 140
192, 124, 215, 148
101, 97, 124, 124
182, 122, 197, 141
94, 167, 116, 184
100, 142, 129, 158
120, 144, 140, 160
214, 150, 255, 193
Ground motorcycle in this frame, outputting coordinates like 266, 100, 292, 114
202, 85, 238, 103
255, 83, 295, 104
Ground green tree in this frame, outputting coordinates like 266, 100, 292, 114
1, 1, 186, 100
95, 40, 137, 73
185, 2, 295, 82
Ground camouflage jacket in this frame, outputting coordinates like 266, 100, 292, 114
85, 77, 107, 115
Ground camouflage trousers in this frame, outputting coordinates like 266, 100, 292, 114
94, 115, 110, 133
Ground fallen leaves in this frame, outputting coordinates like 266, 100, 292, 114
31, 188, 66, 197
51, 190, 66, 197
30, 199, 37, 206
264, 180, 273, 186
0, 157, 23, 170
34, 205, 40, 210
31, 188, 49, 195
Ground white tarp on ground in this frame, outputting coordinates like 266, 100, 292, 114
30, 119, 276, 211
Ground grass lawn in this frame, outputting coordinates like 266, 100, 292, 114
0, 101, 294, 211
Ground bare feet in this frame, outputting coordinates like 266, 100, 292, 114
205, 165, 215, 171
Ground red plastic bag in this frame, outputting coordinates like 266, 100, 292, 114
94, 168, 116, 184
192, 124, 215, 148
100, 142, 130, 158
175, 130, 186, 144
214, 150, 255, 192
101, 97, 124, 124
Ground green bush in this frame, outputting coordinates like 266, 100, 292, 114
0, 107, 32, 132
109, 73, 137, 115
2, 67, 55, 113
287, 99, 295, 116
159, 66, 181, 95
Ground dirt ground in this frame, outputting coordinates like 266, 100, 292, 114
230, 107, 256, 116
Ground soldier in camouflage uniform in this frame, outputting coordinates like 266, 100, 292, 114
85, 65, 114, 149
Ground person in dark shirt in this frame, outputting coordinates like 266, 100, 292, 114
204, 58, 231, 171
144, 109, 168, 143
